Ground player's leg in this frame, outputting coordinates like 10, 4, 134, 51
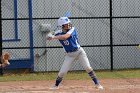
51, 55, 75, 89
78, 48, 99, 84
78, 48, 103, 89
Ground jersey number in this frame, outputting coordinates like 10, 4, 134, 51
63, 40, 69, 45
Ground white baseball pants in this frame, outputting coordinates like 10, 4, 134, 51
58, 47, 93, 77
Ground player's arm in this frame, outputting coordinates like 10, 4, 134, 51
47, 27, 74, 40
53, 34, 70, 40
47, 33, 70, 40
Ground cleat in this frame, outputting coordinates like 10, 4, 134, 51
49, 85, 59, 90
95, 84, 103, 90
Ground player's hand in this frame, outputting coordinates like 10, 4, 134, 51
47, 37, 53, 40
46, 32, 54, 40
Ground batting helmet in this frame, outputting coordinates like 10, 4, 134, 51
58, 17, 71, 27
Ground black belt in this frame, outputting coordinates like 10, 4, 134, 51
67, 47, 80, 53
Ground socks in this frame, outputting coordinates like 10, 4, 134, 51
55, 71, 99, 86
88, 71, 99, 85
55, 76, 63, 86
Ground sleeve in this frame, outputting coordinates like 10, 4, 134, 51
66, 27, 75, 35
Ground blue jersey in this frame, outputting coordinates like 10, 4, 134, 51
55, 27, 80, 53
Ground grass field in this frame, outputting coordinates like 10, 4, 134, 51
0, 69, 140, 81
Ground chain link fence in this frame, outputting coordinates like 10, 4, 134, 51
1, 0, 140, 74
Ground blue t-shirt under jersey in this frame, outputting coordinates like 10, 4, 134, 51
55, 27, 80, 53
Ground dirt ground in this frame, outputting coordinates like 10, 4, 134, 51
0, 78, 140, 93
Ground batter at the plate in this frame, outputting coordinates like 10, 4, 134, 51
47, 17, 103, 90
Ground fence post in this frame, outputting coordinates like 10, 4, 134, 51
28, 0, 34, 72
110, 0, 113, 71
0, 0, 3, 75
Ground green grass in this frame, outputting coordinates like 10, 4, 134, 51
96, 69, 140, 79
0, 69, 139, 82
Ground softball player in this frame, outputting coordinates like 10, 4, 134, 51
47, 17, 103, 90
